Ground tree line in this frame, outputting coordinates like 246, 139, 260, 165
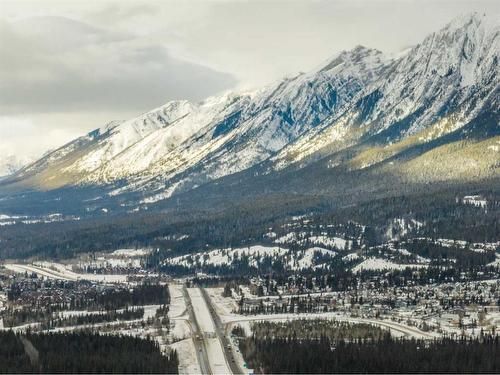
0, 330, 178, 373
239, 332, 500, 373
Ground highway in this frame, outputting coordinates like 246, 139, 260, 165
200, 288, 243, 375
182, 287, 212, 374
186, 287, 233, 374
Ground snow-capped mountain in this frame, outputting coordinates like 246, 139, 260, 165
273, 13, 499, 169
2, 13, 499, 209
9, 43, 388, 196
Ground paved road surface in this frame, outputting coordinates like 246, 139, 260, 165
187, 287, 232, 374
182, 287, 212, 374
201, 288, 244, 375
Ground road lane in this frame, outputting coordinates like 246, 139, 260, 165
187, 288, 232, 374
183, 287, 211, 374
201, 288, 244, 375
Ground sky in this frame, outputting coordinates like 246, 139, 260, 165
0, 0, 498, 168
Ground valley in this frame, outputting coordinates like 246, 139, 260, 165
0, 9, 498, 374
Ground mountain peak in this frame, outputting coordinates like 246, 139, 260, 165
318, 45, 384, 73
441, 12, 498, 35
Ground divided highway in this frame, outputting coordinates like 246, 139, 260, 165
182, 287, 211, 374
186, 287, 235, 374
200, 288, 243, 375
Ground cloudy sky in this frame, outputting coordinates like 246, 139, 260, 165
0, 0, 498, 168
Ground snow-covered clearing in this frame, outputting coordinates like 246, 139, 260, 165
309, 235, 348, 249
168, 284, 191, 340
352, 258, 428, 273
292, 247, 336, 270
111, 248, 151, 257
205, 288, 238, 318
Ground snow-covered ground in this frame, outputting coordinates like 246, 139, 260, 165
275, 232, 349, 250
309, 235, 348, 249
3, 262, 128, 283
352, 257, 428, 273
168, 284, 191, 341
170, 338, 201, 374
293, 247, 336, 270
205, 337, 232, 375
167, 245, 289, 269
111, 248, 151, 257
165, 245, 338, 272
205, 288, 238, 317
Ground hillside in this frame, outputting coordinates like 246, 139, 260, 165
0, 12, 498, 217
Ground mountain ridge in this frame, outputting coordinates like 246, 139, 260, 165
1, 12, 498, 215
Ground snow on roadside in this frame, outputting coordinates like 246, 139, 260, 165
168, 284, 191, 341
187, 288, 215, 334
171, 338, 201, 374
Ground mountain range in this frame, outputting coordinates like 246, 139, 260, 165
1, 12, 498, 217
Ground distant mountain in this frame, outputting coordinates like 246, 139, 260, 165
1, 13, 498, 214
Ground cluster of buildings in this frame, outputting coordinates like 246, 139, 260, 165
236, 276, 500, 337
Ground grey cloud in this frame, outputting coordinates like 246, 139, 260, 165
0, 16, 236, 115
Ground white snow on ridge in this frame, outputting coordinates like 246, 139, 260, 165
6, 13, 498, 208
275, 232, 349, 250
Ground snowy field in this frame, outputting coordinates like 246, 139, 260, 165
170, 338, 201, 374
3, 262, 128, 283
111, 248, 151, 257
205, 288, 238, 317
352, 257, 428, 273
168, 284, 191, 341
